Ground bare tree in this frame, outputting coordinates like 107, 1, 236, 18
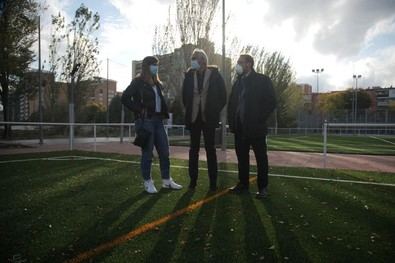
42, 22, 64, 122
176, 0, 219, 47
51, 4, 100, 115
152, 0, 221, 123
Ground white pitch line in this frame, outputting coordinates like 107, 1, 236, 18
369, 136, 395, 146
1, 155, 395, 187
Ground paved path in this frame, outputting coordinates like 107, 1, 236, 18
0, 141, 394, 173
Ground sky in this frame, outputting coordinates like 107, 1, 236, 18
35, 0, 395, 93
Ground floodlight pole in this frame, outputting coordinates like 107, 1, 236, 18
221, 0, 226, 151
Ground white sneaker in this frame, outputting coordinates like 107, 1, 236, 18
144, 179, 158, 194
162, 178, 183, 190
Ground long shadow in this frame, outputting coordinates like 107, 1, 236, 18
0, 161, 125, 262
1, 160, 103, 195
293, 180, 395, 262
209, 194, 239, 261
145, 190, 195, 262
239, 194, 278, 262
263, 191, 311, 262
291, 180, 395, 258
293, 180, 395, 232
177, 191, 217, 262
46, 189, 162, 262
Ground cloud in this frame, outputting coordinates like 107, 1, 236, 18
264, 0, 395, 57
32, 0, 395, 92
96, 0, 172, 89
31, 0, 71, 72
355, 46, 395, 88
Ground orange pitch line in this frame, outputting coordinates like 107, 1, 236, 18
66, 177, 257, 263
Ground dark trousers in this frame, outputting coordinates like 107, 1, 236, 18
188, 113, 217, 187
234, 130, 269, 190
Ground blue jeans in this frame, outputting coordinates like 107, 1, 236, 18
135, 116, 170, 181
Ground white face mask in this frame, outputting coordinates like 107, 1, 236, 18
191, 60, 200, 70
150, 65, 158, 76
235, 64, 244, 75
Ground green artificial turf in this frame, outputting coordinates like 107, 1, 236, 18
1, 151, 394, 262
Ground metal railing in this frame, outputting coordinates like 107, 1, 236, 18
0, 121, 187, 151
2, 122, 395, 165
322, 122, 395, 168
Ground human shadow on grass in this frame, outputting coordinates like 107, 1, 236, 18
290, 180, 394, 262
239, 193, 278, 262
177, 190, 218, 263
144, 190, 195, 262
46, 189, 163, 262
262, 191, 311, 262
1, 160, 103, 197
0, 162, 125, 262
209, 194, 243, 261
262, 182, 331, 262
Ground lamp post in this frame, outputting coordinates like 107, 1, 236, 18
353, 74, 362, 122
312, 68, 324, 128
221, 0, 226, 151
37, 15, 43, 145
312, 68, 324, 93
106, 58, 109, 137
69, 63, 80, 150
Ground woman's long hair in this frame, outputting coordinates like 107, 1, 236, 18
140, 56, 161, 86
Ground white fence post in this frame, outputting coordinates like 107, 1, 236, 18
120, 106, 125, 144
69, 105, 74, 151
323, 121, 328, 168
128, 124, 131, 142
94, 124, 97, 152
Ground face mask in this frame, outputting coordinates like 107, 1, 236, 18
235, 64, 244, 75
191, 60, 200, 70
150, 65, 158, 76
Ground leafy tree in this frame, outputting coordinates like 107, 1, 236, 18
108, 94, 133, 123
319, 92, 346, 113
343, 89, 372, 110
279, 82, 304, 127
0, 0, 39, 138
240, 46, 295, 127
80, 102, 105, 123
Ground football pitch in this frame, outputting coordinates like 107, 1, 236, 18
1, 151, 394, 262
171, 134, 395, 155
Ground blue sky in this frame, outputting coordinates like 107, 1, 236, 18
37, 0, 395, 92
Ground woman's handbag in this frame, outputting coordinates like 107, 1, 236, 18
133, 89, 151, 148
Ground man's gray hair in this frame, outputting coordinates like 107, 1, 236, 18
191, 48, 209, 65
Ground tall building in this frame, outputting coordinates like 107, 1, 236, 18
18, 70, 64, 121
373, 86, 395, 109
86, 77, 117, 109
17, 71, 117, 120
297, 83, 313, 111
132, 39, 232, 100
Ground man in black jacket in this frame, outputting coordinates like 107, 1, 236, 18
182, 49, 227, 191
227, 54, 276, 198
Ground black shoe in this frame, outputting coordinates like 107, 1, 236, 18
209, 185, 218, 192
188, 182, 196, 190
256, 188, 268, 199
230, 183, 249, 193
